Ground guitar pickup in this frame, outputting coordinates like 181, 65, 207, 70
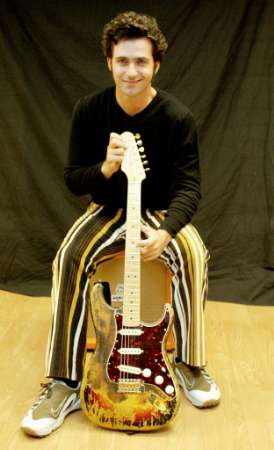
119, 328, 143, 336
118, 364, 142, 375
118, 348, 143, 355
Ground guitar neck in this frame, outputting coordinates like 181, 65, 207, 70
123, 181, 142, 327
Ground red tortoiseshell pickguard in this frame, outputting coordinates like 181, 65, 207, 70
107, 311, 175, 396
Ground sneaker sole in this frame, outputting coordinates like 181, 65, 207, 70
175, 368, 220, 408
21, 398, 81, 437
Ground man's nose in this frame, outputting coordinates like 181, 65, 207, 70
127, 63, 138, 78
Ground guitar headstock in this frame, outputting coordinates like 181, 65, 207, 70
121, 132, 148, 183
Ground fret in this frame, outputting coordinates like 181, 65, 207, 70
123, 179, 142, 326
120, 132, 146, 327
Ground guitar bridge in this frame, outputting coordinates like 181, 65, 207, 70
117, 380, 145, 393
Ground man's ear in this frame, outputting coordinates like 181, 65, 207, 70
154, 61, 160, 75
107, 58, 112, 71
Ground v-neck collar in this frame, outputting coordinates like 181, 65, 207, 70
112, 86, 160, 120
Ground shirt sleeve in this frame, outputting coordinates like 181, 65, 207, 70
64, 96, 116, 202
159, 113, 201, 236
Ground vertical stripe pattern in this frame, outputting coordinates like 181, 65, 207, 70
46, 205, 209, 380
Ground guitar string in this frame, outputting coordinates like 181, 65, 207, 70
121, 134, 143, 386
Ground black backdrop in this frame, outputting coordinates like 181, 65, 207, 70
1, 0, 274, 305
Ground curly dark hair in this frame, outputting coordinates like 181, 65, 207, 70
102, 11, 168, 62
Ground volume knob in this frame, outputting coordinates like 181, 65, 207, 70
142, 368, 152, 378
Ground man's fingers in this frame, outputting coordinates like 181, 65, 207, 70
106, 146, 125, 163
136, 240, 149, 248
109, 132, 126, 149
110, 132, 120, 139
140, 223, 152, 236
108, 147, 125, 156
110, 138, 125, 148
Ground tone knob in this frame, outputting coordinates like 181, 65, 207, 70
155, 375, 164, 385
165, 385, 175, 395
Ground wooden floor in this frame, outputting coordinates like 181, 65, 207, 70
1, 290, 273, 450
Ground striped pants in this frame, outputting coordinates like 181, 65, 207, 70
46, 203, 209, 381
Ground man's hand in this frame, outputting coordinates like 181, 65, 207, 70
101, 132, 126, 179
137, 225, 172, 261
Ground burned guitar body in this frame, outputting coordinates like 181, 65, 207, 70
80, 132, 180, 431
81, 282, 180, 431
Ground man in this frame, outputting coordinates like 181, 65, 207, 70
21, 10, 221, 437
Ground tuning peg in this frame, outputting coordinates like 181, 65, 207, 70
142, 160, 149, 165
135, 133, 141, 140
136, 140, 143, 147
138, 146, 145, 153
144, 167, 150, 172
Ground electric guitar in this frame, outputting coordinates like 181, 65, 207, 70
80, 131, 180, 431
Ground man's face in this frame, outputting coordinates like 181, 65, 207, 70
107, 37, 160, 99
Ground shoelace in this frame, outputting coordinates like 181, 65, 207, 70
200, 368, 214, 384
31, 382, 55, 409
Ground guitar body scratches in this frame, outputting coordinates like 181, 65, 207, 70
80, 132, 180, 431
80, 283, 180, 431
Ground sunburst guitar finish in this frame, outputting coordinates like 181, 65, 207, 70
80, 132, 180, 431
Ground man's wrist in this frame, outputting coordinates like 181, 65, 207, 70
101, 161, 112, 179
158, 229, 172, 245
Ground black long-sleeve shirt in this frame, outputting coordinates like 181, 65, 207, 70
64, 86, 201, 237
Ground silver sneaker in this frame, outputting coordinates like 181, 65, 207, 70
174, 360, 221, 408
21, 380, 81, 437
